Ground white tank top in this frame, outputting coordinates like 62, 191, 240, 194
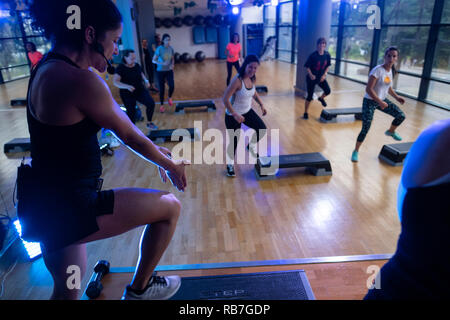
227, 78, 255, 115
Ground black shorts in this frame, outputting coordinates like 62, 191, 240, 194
16, 164, 115, 253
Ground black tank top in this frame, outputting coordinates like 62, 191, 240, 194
26, 52, 102, 180
369, 182, 450, 299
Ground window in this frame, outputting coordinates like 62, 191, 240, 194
280, 1, 293, 25
431, 26, 450, 81
384, 0, 434, 25
340, 61, 370, 83
342, 27, 373, 64
342, 0, 378, 25
328, 27, 338, 59
443, 0, 450, 23
378, 26, 429, 76
329, 0, 449, 109
0, 10, 50, 83
427, 80, 450, 109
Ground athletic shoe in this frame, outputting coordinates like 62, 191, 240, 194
303, 112, 309, 119
160, 105, 165, 113
246, 144, 259, 159
168, 98, 173, 107
146, 122, 158, 131
351, 150, 359, 162
121, 275, 181, 300
318, 97, 327, 107
385, 130, 402, 141
226, 164, 235, 177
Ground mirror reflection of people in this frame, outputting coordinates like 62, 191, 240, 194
152, 34, 175, 113
113, 49, 158, 130
225, 33, 242, 86
26, 42, 43, 70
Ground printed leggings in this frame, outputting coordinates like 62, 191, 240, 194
357, 98, 406, 142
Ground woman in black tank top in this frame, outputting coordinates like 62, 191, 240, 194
364, 119, 450, 299
19, 0, 188, 300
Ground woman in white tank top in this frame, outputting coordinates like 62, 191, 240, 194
223, 55, 268, 177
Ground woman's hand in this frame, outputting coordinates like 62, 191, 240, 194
309, 73, 316, 81
397, 96, 405, 105
157, 146, 189, 192
166, 159, 189, 192
320, 74, 326, 82
233, 112, 245, 124
127, 85, 136, 92
260, 104, 267, 116
379, 100, 389, 110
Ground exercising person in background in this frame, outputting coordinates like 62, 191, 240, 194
223, 54, 267, 177
225, 33, 242, 86
113, 49, 157, 130
20, 0, 188, 300
351, 46, 406, 162
142, 39, 158, 92
303, 37, 331, 119
26, 41, 43, 70
152, 34, 175, 113
365, 119, 450, 299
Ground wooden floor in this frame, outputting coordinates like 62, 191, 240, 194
0, 59, 448, 300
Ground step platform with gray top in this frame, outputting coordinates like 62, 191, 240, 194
320, 107, 363, 122
175, 100, 216, 113
378, 142, 414, 166
4, 138, 31, 153
147, 128, 200, 143
10, 98, 27, 107
255, 152, 332, 179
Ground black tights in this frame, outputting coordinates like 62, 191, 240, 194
120, 89, 155, 124
226, 61, 240, 86
157, 70, 175, 104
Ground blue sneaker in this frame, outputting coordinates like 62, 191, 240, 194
351, 150, 359, 162
385, 130, 402, 141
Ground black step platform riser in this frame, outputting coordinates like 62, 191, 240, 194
175, 101, 216, 113
4, 138, 31, 153
255, 153, 332, 179
148, 128, 198, 143
378, 142, 414, 166
320, 108, 363, 122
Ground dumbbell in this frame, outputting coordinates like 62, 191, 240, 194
85, 260, 110, 299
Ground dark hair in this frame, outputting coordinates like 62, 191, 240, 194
385, 46, 399, 78
317, 37, 327, 45
238, 54, 260, 82
29, 0, 122, 51
162, 34, 171, 42
26, 42, 37, 52
122, 49, 135, 63
232, 33, 240, 43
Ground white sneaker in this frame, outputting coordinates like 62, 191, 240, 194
121, 275, 181, 300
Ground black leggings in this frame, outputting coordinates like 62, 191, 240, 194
225, 108, 267, 160
227, 61, 240, 86
306, 76, 331, 101
120, 89, 155, 124
157, 70, 175, 104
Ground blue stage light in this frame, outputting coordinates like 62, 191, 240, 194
232, 6, 239, 15
14, 220, 42, 260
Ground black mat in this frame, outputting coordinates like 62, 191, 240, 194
170, 270, 315, 300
